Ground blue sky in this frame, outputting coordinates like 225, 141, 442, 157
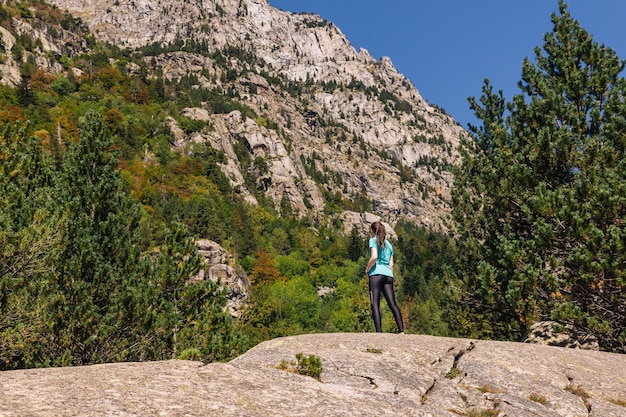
267, 1, 626, 129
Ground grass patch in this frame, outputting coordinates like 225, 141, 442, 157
445, 367, 461, 379
565, 384, 590, 399
476, 384, 503, 394
528, 393, 548, 406
565, 383, 591, 411
276, 358, 292, 370
608, 398, 626, 407
466, 409, 499, 417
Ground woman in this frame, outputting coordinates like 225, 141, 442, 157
365, 221, 404, 333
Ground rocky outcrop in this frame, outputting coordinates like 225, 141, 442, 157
1, 333, 625, 416
339, 210, 397, 239
192, 239, 251, 318
0, 11, 87, 85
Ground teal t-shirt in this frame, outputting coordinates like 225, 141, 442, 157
368, 237, 394, 277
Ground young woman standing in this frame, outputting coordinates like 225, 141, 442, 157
365, 221, 404, 333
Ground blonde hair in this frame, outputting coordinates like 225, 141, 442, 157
371, 221, 386, 248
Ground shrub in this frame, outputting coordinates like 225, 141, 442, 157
276, 353, 323, 381
295, 353, 323, 380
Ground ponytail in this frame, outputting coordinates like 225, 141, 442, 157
371, 221, 386, 249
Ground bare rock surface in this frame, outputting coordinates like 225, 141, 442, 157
2, 333, 625, 416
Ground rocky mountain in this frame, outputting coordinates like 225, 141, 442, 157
2, 0, 466, 231
2, 333, 626, 416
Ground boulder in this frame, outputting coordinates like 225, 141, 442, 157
524, 320, 600, 350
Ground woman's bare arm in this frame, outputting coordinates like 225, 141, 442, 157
365, 246, 378, 275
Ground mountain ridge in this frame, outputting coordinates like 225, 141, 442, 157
3, 0, 466, 231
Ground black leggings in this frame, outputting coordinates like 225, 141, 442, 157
369, 274, 404, 333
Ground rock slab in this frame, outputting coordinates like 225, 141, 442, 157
1, 333, 625, 416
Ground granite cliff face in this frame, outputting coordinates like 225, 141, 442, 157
19, 0, 466, 231
2, 333, 625, 416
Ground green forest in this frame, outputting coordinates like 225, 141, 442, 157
1, 0, 625, 369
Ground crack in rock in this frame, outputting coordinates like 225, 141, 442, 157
430, 346, 455, 366
332, 365, 379, 389
420, 377, 438, 405
359, 374, 378, 389
451, 341, 476, 375
421, 341, 477, 406
564, 373, 592, 416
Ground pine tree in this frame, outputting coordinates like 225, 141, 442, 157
450, 1, 626, 351
45, 110, 149, 364
0, 122, 63, 369
40, 110, 243, 365
0, 123, 59, 283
